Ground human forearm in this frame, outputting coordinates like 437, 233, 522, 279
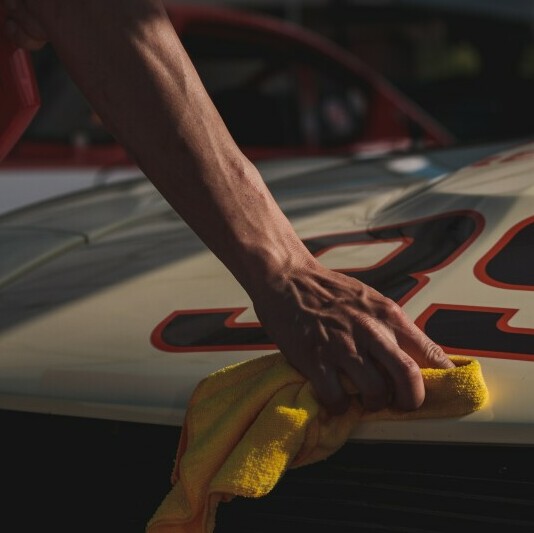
23, 0, 312, 293
4, 0, 454, 415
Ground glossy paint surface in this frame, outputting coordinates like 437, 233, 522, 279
0, 140, 533, 444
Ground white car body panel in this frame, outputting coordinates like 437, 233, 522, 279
1, 140, 533, 445
0, 165, 143, 216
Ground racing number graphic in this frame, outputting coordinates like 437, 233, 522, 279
152, 307, 273, 352
152, 211, 534, 361
474, 215, 534, 290
151, 211, 484, 352
416, 215, 534, 361
416, 305, 534, 362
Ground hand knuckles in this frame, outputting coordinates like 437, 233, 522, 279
356, 313, 378, 332
382, 299, 406, 323
423, 340, 447, 365
399, 357, 422, 383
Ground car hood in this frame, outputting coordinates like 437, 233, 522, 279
0, 139, 533, 445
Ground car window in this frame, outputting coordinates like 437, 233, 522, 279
23, 45, 113, 145
20, 19, 375, 155
314, 72, 368, 146
23, 34, 370, 152
183, 32, 302, 147
181, 30, 369, 149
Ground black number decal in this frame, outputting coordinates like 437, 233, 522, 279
416, 304, 534, 362
152, 211, 483, 352
475, 216, 534, 290
151, 308, 274, 352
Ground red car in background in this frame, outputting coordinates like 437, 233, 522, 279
2, 3, 453, 169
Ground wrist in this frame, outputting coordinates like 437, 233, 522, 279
234, 231, 318, 302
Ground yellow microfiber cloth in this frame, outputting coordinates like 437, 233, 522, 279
146, 352, 488, 533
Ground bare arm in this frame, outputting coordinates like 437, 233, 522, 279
3, 0, 453, 413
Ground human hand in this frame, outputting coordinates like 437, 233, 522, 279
0, 0, 453, 418
251, 260, 454, 415
1, 0, 47, 50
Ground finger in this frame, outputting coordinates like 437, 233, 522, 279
366, 329, 425, 411
308, 361, 350, 416
337, 347, 391, 412
395, 319, 454, 370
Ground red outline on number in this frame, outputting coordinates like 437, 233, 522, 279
306, 210, 485, 306
474, 215, 534, 291
416, 303, 534, 362
152, 210, 485, 353
150, 307, 276, 352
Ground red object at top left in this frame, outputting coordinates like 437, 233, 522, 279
0, 6, 40, 162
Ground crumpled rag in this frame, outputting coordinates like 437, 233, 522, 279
146, 352, 488, 533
